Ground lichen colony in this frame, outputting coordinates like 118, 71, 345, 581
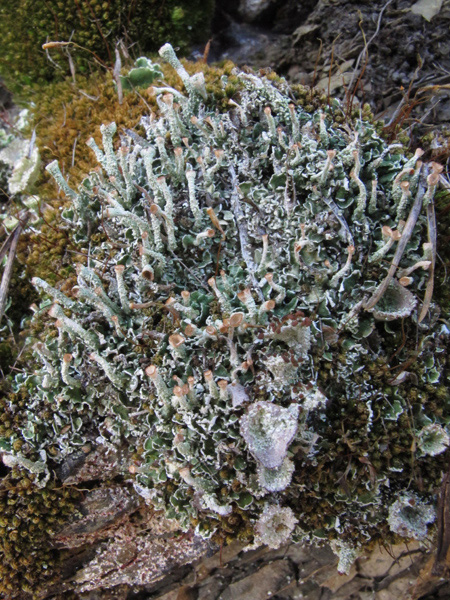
3, 44, 449, 565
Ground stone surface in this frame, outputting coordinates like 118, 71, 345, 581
53, 486, 140, 549
196, 540, 244, 581
58, 445, 128, 484
321, 564, 358, 593
71, 535, 450, 600
218, 560, 294, 600
210, 0, 450, 132
357, 541, 422, 579
74, 532, 210, 592
238, 0, 275, 22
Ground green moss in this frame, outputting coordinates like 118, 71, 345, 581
0, 0, 214, 93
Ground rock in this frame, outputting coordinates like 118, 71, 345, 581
321, 563, 358, 593
292, 23, 320, 45
58, 445, 129, 484
238, 0, 276, 22
315, 60, 355, 94
197, 578, 223, 600
218, 560, 294, 600
378, 578, 417, 600
410, 0, 444, 21
151, 590, 179, 600
74, 532, 211, 591
357, 541, 421, 579
0, 79, 12, 109
196, 540, 244, 581
53, 486, 139, 548
79, 586, 129, 599
176, 585, 199, 600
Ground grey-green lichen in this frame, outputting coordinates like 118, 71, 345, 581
4, 44, 449, 561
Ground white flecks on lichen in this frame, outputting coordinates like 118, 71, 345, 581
330, 539, 360, 575
240, 402, 299, 469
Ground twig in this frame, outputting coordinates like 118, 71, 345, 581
346, 12, 368, 117
322, 193, 354, 246
0, 213, 30, 323
311, 38, 323, 89
114, 45, 123, 105
42, 41, 109, 70
71, 135, 79, 168
327, 34, 341, 106
385, 57, 423, 128
432, 457, 450, 576
418, 198, 436, 323
229, 165, 264, 300
364, 164, 428, 311
67, 49, 76, 84
168, 250, 209, 291
347, 0, 394, 94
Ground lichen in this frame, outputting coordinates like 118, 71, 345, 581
417, 423, 450, 457
15, 58, 241, 289
388, 493, 436, 540
4, 45, 449, 567
254, 504, 298, 549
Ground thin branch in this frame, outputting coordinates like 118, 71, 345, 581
0, 213, 30, 323
418, 199, 437, 323
114, 45, 123, 105
364, 164, 428, 311
229, 165, 264, 301
347, 0, 395, 94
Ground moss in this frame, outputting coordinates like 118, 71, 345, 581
282, 310, 450, 548
0, 0, 214, 93
0, 261, 39, 372
0, 461, 82, 598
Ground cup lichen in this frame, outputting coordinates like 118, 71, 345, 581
2, 45, 450, 575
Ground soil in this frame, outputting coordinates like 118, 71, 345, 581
210, 0, 450, 152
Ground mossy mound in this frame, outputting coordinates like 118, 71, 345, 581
1, 43, 449, 591
0, 0, 214, 92
0, 465, 81, 598
5, 44, 448, 568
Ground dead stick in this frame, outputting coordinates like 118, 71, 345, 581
432, 458, 450, 576
418, 200, 436, 323
364, 165, 428, 311
0, 213, 30, 323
